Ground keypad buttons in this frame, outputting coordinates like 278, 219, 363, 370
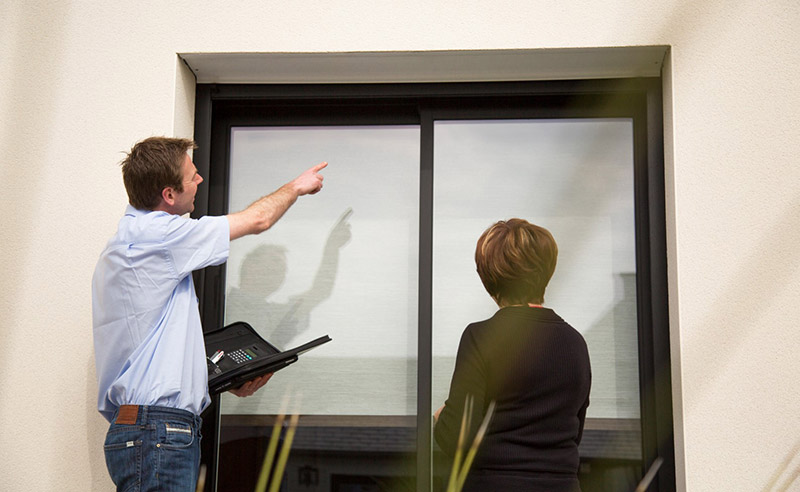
228, 349, 253, 364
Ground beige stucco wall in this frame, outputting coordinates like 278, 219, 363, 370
1, 1, 798, 490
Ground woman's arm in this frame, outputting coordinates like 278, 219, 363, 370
433, 326, 487, 456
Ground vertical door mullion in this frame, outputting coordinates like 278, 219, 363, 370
416, 108, 434, 492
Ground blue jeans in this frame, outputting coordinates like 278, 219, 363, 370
104, 405, 202, 492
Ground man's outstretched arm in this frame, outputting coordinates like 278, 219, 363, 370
227, 162, 327, 240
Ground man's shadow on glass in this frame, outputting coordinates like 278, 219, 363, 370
226, 208, 352, 348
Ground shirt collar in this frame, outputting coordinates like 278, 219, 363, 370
125, 204, 167, 218
495, 305, 564, 323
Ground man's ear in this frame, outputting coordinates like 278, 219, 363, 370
161, 187, 176, 206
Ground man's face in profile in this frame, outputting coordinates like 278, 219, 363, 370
171, 153, 203, 215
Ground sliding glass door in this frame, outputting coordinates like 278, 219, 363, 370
195, 79, 672, 492
219, 125, 421, 491
431, 119, 642, 489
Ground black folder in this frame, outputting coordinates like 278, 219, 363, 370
204, 321, 331, 395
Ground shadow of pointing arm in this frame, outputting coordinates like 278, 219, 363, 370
304, 207, 353, 304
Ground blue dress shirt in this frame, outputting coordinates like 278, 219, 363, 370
92, 206, 230, 422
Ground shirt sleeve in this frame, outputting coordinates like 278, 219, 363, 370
433, 325, 488, 457
575, 353, 592, 445
163, 215, 230, 277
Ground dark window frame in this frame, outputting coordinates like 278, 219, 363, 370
192, 78, 673, 492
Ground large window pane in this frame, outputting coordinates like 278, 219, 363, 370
221, 125, 420, 491
431, 119, 640, 463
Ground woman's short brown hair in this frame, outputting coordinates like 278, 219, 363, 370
120, 137, 197, 210
475, 218, 558, 306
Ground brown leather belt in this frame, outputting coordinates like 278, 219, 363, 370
115, 405, 140, 425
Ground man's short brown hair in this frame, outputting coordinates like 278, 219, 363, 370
475, 218, 558, 306
120, 137, 197, 210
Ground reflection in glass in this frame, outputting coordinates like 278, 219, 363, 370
227, 208, 352, 355
220, 126, 420, 491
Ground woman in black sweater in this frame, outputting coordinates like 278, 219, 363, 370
433, 219, 591, 492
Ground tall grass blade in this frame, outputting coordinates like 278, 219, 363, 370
456, 400, 495, 491
195, 464, 207, 492
255, 413, 286, 492
446, 395, 473, 492
634, 456, 663, 492
268, 413, 300, 492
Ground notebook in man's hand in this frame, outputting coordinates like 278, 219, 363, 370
204, 321, 331, 395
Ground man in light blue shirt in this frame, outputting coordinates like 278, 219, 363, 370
92, 136, 326, 491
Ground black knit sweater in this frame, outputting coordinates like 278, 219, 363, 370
433, 306, 591, 491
